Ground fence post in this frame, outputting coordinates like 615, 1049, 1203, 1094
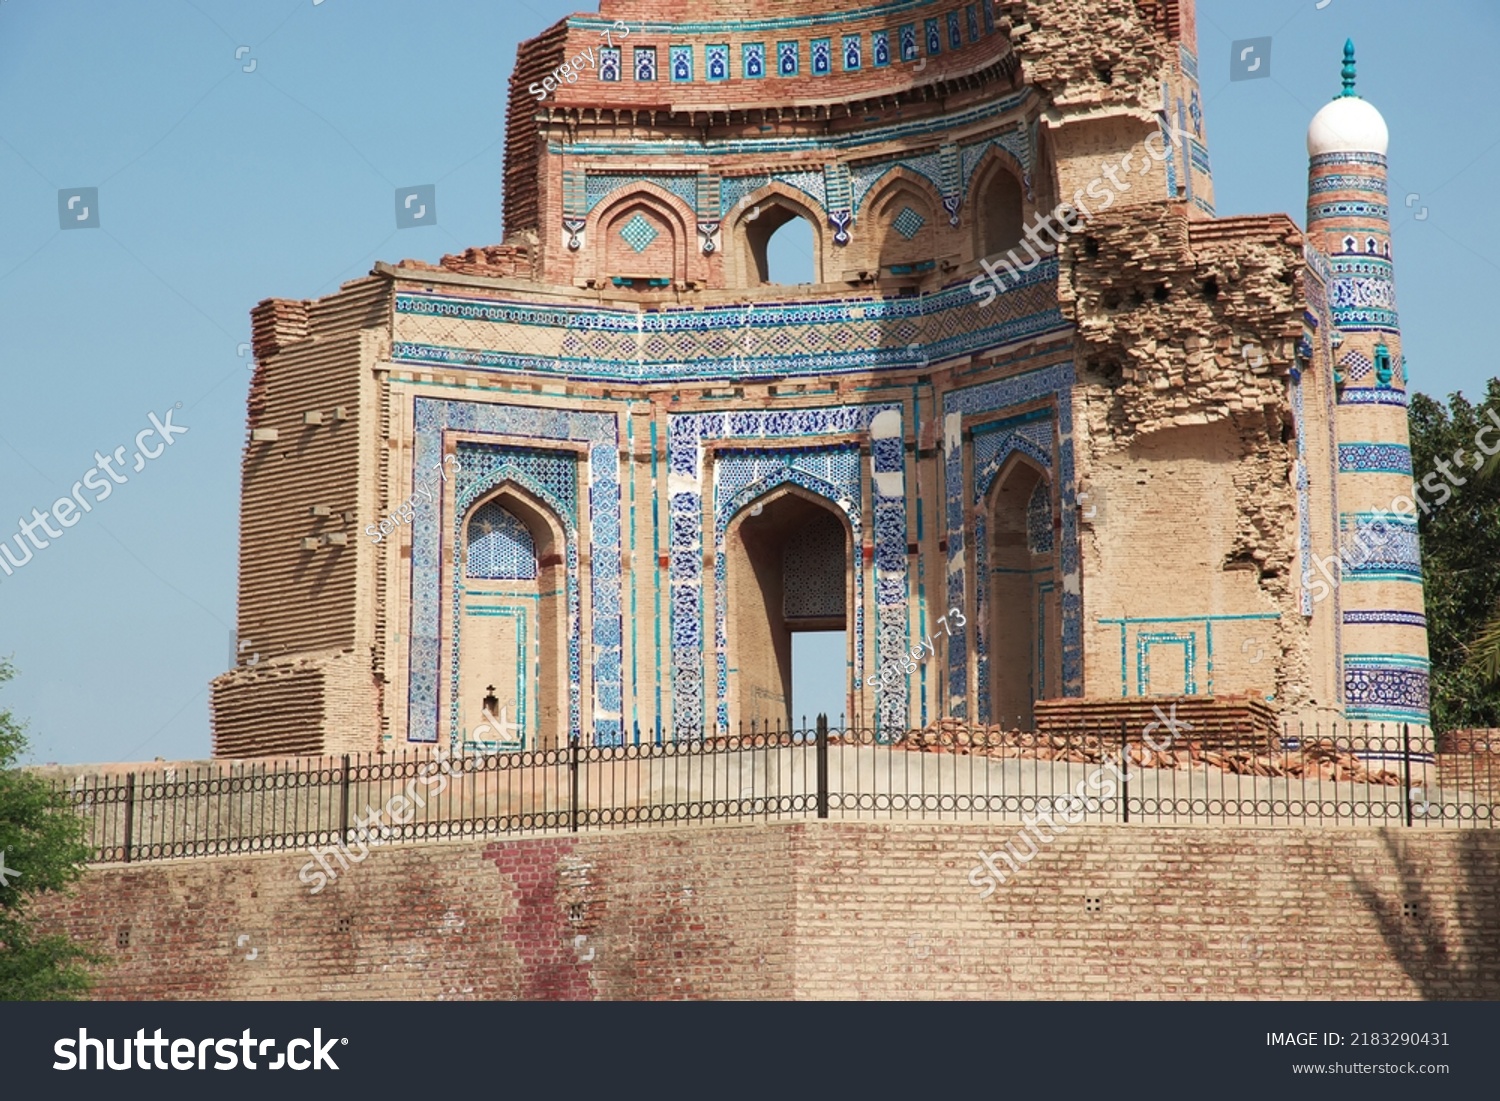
1119, 720, 1129, 825
816, 720, 829, 819
339, 754, 351, 842
122, 773, 136, 864
569, 736, 580, 833
1402, 723, 1413, 827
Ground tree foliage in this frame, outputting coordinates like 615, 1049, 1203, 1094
0, 658, 101, 999
1408, 379, 1500, 730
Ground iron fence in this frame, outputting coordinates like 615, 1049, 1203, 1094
53, 720, 1497, 865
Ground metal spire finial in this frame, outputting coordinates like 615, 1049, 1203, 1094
1339, 38, 1358, 97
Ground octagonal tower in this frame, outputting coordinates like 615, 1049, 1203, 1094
213, 1, 1334, 757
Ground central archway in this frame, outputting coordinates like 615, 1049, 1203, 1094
981, 456, 1058, 729
725, 486, 853, 733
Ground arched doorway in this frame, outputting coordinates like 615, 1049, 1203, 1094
725, 487, 852, 733
458, 487, 568, 751
982, 458, 1058, 729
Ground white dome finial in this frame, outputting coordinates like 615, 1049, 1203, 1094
1307, 39, 1389, 156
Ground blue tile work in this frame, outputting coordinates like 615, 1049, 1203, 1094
670, 44, 693, 81
1345, 654, 1430, 722
466, 501, 537, 580
619, 213, 659, 252
1340, 349, 1373, 381
599, 47, 621, 81
634, 46, 657, 81
1137, 632, 1197, 695
668, 406, 906, 738
957, 129, 1032, 201
966, 5, 980, 42
585, 172, 700, 214
872, 29, 890, 66
899, 23, 918, 61
743, 42, 766, 78
1344, 609, 1427, 628
1339, 386, 1408, 407
1340, 511, 1422, 582
972, 415, 1053, 503
942, 363, 1080, 716
982, 0, 995, 34
1027, 481, 1053, 554
842, 34, 861, 71
924, 18, 941, 55
712, 448, 863, 732
408, 399, 621, 749
392, 260, 1066, 384
946, 11, 962, 49
1310, 173, 1385, 196
1338, 443, 1412, 475
778, 41, 799, 76
706, 43, 729, 80
1292, 368, 1313, 615
811, 37, 832, 75
892, 206, 926, 239
551, 87, 1034, 158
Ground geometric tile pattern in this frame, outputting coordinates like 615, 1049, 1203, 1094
973, 415, 1053, 504
892, 206, 926, 239
1339, 511, 1422, 581
619, 213, 659, 253
1344, 654, 1430, 722
392, 258, 1067, 384
1338, 442, 1411, 475
466, 501, 537, 580
1339, 350, 1373, 381
1343, 609, 1427, 628
1027, 480, 1054, 554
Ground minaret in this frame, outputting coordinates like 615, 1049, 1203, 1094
1305, 41, 1431, 731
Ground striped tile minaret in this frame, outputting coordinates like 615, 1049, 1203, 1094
1306, 40, 1430, 730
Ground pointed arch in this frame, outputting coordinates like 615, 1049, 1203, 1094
966, 146, 1029, 262
727, 183, 827, 287
977, 453, 1056, 728
588, 183, 695, 288
723, 482, 856, 733
864, 167, 946, 274
457, 481, 570, 752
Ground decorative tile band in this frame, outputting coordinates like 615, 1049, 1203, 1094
392, 263, 1067, 385
1338, 387, 1409, 407
1338, 442, 1412, 475
1343, 609, 1427, 628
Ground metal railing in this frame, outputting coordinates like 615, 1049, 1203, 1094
54, 720, 1497, 865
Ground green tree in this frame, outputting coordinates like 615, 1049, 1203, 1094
1408, 379, 1500, 729
0, 658, 101, 999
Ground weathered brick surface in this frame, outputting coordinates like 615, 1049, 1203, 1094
34, 823, 1500, 1000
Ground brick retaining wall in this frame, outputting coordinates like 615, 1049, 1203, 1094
34, 822, 1500, 1000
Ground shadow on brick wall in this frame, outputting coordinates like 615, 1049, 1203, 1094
1353, 833, 1500, 999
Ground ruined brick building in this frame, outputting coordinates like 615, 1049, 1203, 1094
210, 1, 1428, 757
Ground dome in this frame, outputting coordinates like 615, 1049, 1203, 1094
1307, 39, 1388, 156
1307, 96, 1388, 156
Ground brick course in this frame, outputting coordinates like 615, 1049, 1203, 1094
34, 822, 1500, 1000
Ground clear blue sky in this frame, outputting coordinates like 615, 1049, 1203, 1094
2, 0, 1495, 764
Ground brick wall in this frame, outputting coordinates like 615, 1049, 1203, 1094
35, 822, 1500, 1000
